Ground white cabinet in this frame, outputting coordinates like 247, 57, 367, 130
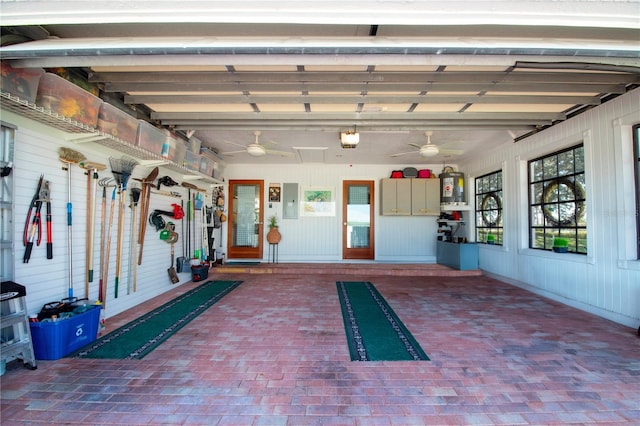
381, 178, 412, 215
411, 178, 440, 215
381, 178, 440, 216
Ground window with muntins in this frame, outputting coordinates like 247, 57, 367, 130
528, 144, 586, 254
634, 124, 640, 259
475, 170, 503, 245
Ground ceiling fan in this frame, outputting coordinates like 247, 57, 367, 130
390, 131, 464, 158
221, 131, 293, 157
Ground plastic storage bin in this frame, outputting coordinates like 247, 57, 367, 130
97, 103, 139, 145
0, 63, 44, 103
29, 305, 101, 360
199, 155, 216, 177
135, 120, 166, 156
187, 136, 202, 154
183, 150, 200, 172
35, 73, 102, 128
164, 132, 186, 165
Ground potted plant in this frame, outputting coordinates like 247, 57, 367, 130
266, 215, 281, 244
486, 234, 496, 245
552, 237, 568, 253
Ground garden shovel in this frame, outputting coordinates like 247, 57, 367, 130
166, 227, 180, 284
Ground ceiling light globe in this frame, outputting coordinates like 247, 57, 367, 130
247, 144, 266, 156
420, 145, 439, 157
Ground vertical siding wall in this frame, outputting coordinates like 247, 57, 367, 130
6, 110, 207, 319
222, 163, 442, 262
460, 88, 640, 328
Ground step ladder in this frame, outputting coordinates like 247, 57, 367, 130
1, 281, 37, 373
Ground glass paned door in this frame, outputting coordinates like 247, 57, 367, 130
343, 181, 375, 259
228, 180, 264, 259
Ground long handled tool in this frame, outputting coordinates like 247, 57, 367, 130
98, 178, 114, 305
102, 186, 116, 305
128, 187, 141, 293
165, 222, 180, 284
80, 161, 107, 298
59, 147, 86, 299
137, 167, 159, 265
22, 175, 44, 263
45, 184, 53, 260
109, 156, 138, 299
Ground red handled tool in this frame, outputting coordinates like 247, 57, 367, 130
42, 181, 53, 259
23, 175, 46, 263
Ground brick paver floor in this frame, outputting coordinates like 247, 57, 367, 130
2, 271, 639, 425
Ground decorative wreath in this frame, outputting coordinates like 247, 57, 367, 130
541, 177, 585, 226
480, 191, 502, 227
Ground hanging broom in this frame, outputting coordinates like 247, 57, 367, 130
128, 186, 141, 294
109, 156, 138, 299
58, 147, 86, 300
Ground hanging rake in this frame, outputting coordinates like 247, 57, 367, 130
109, 156, 138, 299
98, 177, 115, 306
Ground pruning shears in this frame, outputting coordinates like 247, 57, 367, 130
23, 175, 45, 262
23, 176, 52, 263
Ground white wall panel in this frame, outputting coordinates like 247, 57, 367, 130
223, 164, 444, 263
461, 88, 640, 328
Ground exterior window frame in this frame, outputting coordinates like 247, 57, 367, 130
528, 143, 587, 254
475, 170, 503, 245
633, 124, 640, 259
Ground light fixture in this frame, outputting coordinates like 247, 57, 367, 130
247, 144, 266, 157
340, 130, 359, 147
420, 145, 439, 157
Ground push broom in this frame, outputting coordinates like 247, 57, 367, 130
128, 187, 141, 294
58, 147, 86, 300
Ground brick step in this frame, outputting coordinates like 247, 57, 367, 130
212, 262, 482, 277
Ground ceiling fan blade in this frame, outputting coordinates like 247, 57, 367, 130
439, 148, 465, 155
223, 140, 248, 148
408, 143, 422, 149
389, 150, 418, 157
265, 149, 294, 157
220, 150, 246, 155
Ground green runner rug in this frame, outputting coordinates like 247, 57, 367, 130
70, 280, 243, 359
336, 281, 429, 361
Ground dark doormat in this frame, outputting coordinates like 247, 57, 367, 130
69, 280, 243, 359
336, 281, 429, 361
